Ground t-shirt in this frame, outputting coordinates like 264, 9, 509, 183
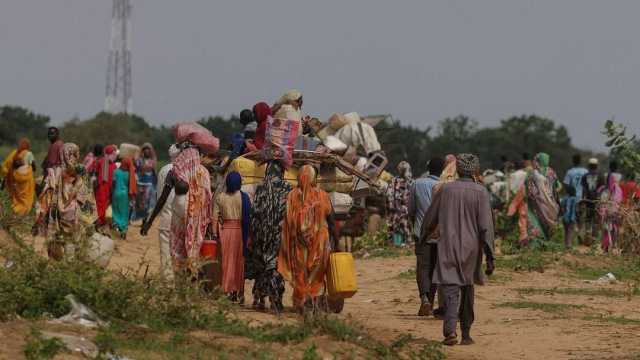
409, 175, 439, 239
582, 171, 604, 201
563, 167, 588, 199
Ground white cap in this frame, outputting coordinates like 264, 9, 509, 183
588, 158, 599, 165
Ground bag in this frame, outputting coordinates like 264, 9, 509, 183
262, 116, 300, 168
326, 252, 358, 299
173, 122, 211, 143
188, 131, 220, 155
294, 136, 321, 151
329, 192, 353, 215
87, 233, 114, 268
323, 135, 348, 153
335, 122, 381, 155
328, 113, 348, 131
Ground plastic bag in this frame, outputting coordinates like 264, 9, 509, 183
87, 232, 114, 268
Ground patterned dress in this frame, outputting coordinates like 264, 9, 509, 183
250, 161, 292, 307
387, 175, 414, 244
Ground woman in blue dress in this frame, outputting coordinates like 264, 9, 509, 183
112, 158, 137, 239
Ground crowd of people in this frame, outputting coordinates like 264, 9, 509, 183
2, 90, 639, 346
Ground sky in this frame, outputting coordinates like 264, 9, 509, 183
1, 1, 639, 151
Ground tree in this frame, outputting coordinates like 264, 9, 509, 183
0, 105, 50, 153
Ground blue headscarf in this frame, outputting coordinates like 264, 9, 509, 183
230, 133, 245, 161
225, 171, 251, 254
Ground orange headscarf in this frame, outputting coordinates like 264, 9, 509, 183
119, 158, 137, 197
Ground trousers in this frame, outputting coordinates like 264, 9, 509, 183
415, 242, 438, 303
158, 228, 174, 281
441, 284, 475, 338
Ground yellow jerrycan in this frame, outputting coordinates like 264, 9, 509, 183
326, 252, 358, 299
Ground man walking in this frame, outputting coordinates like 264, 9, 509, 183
422, 154, 495, 346
409, 156, 445, 316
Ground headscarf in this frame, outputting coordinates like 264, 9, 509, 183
298, 164, 317, 201
100, 145, 117, 183
171, 147, 212, 259
456, 153, 480, 178
140, 143, 157, 172
225, 171, 242, 193
230, 133, 246, 160
440, 154, 458, 183
534, 153, 550, 175
397, 161, 413, 180
6, 138, 31, 188
119, 157, 137, 197
225, 171, 251, 251
607, 172, 623, 203
253, 102, 272, 149
61, 143, 80, 171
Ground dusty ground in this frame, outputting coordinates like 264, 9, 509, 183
4, 224, 640, 359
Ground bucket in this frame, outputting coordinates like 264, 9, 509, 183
200, 240, 218, 259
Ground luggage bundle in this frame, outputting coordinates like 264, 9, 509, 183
174, 122, 220, 155
262, 116, 300, 168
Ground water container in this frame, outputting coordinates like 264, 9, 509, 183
326, 252, 358, 299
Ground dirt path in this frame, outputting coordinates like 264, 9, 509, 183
18, 225, 640, 359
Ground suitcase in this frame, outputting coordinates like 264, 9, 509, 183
326, 252, 358, 299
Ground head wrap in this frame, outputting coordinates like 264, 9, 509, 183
168, 144, 180, 160
100, 145, 118, 183
239, 109, 254, 125
534, 153, 550, 174
253, 102, 272, 124
298, 164, 318, 199
119, 157, 137, 196
226, 171, 242, 193
17, 138, 30, 153
61, 143, 80, 170
397, 161, 413, 180
456, 153, 480, 178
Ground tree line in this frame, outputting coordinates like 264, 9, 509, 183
1, 105, 601, 176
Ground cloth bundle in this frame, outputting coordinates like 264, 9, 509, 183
262, 116, 300, 168
173, 123, 220, 154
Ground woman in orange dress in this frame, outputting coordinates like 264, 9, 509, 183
278, 165, 335, 314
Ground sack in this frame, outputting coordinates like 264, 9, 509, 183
173, 122, 211, 143
87, 233, 114, 268
335, 122, 381, 155
188, 131, 220, 155
326, 252, 358, 299
119, 143, 140, 160
328, 113, 348, 131
329, 192, 353, 215
262, 116, 300, 168
294, 136, 321, 151
323, 135, 348, 153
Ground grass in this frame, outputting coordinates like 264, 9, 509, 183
564, 257, 640, 282
497, 301, 586, 314
23, 328, 66, 360
352, 228, 413, 259
515, 287, 633, 298
582, 314, 640, 326
397, 268, 417, 280
496, 250, 553, 273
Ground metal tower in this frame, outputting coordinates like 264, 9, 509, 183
105, 0, 132, 114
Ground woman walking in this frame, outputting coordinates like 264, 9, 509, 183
250, 160, 292, 313
94, 145, 117, 227
1, 138, 36, 216
279, 165, 334, 314
599, 172, 623, 253
112, 158, 137, 239
34, 143, 94, 260
508, 152, 561, 247
142, 146, 212, 276
214, 171, 251, 302
134, 143, 157, 221
386, 161, 414, 246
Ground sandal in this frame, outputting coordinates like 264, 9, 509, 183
460, 337, 475, 346
442, 334, 458, 346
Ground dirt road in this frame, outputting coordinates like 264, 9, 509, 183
18, 224, 640, 359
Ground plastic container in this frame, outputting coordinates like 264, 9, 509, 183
200, 240, 218, 260
326, 252, 358, 299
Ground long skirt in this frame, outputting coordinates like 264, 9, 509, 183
111, 190, 130, 232
219, 219, 244, 293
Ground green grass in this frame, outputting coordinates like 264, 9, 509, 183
23, 328, 66, 360
564, 258, 640, 282
582, 314, 640, 326
397, 268, 417, 280
497, 301, 586, 314
496, 251, 553, 273
516, 287, 634, 298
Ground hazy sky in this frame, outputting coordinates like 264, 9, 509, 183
1, 1, 639, 151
